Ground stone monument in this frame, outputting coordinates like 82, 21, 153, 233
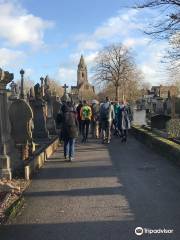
30, 83, 49, 141
9, 69, 34, 162
43, 76, 57, 135
0, 68, 14, 179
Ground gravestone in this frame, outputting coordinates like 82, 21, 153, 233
30, 83, 49, 141
52, 96, 61, 120
9, 69, 34, 163
151, 114, 171, 130
0, 69, 14, 179
133, 109, 147, 126
9, 100, 33, 144
9, 81, 18, 101
61, 84, 70, 102
43, 76, 57, 135
9, 99, 34, 161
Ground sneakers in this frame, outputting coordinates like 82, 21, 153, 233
69, 157, 74, 162
102, 139, 110, 144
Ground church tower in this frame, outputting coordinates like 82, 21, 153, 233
77, 55, 88, 88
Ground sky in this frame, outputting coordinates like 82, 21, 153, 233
0, 0, 169, 88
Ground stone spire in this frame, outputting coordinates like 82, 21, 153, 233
77, 55, 88, 87
78, 55, 86, 69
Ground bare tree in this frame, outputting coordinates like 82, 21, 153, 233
135, 0, 180, 65
94, 43, 142, 101
48, 78, 64, 97
15, 77, 35, 95
135, 0, 180, 39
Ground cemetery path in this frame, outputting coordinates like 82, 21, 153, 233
1, 136, 180, 240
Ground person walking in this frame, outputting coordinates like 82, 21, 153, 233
100, 97, 115, 144
117, 102, 131, 142
80, 100, 92, 143
91, 100, 100, 139
113, 102, 120, 136
61, 102, 78, 161
76, 101, 83, 135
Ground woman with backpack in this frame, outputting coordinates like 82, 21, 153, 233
100, 97, 115, 144
61, 102, 78, 161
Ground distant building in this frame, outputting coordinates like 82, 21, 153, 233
71, 55, 95, 101
151, 85, 178, 98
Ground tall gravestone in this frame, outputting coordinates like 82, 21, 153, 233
9, 69, 34, 164
44, 76, 57, 135
30, 83, 49, 141
52, 96, 62, 123
0, 69, 14, 179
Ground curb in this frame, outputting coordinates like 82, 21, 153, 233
131, 125, 180, 164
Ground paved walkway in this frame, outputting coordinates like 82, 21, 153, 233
1, 136, 180, 240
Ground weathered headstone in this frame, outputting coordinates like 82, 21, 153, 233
0, 69, 14, 179
30, 83, 49, 141
43, 76, 57, 135
9, 99, 34, 160
133, 109, 147, 126
151, 114, 171, 130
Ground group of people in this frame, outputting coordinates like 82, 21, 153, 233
56, 97, 132, 162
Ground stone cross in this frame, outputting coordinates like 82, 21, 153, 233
10, 81, 17, 94
9, 81, 18, 100
63, 84, 68, 94
20, 69, 25, 99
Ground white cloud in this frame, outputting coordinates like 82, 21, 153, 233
123, 37, 150, 48
0, 48, 25, 67
85, 52, 98, 64
77, 40, 101, 51
24, 68, 34, 78
138, 42, 168, 85
93, 9, 141, 40
0, 1, 54, 47
58, 67, 76, 86
75, 9, 142, 53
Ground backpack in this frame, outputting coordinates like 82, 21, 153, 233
101, 103, 110, 120
82, 106, 90, 120
92, 104, 99, 121
64, 111, 76, 126
56, 112, 63, 124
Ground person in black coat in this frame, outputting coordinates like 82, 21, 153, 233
61, 102, 78, 161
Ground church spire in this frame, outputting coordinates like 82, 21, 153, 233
78, 55, 86, 69
77, 55, 88, 87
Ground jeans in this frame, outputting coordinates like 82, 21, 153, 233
82, 119, 90, 140
64, 138, 75, 158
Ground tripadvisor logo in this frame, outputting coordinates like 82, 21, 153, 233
135, 227, 143, 236
135, 227, 174, 236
